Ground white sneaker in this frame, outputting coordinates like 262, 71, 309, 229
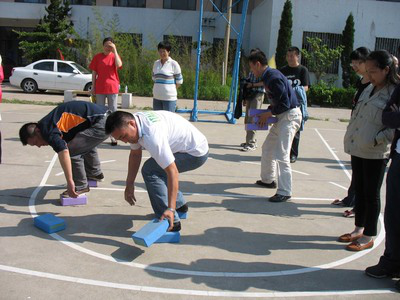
241, 144, 256, 152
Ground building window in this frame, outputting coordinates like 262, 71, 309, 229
301, 31, 342, 74
163, 35, 193, 56
163, 0, 196, 11
69, 0, 96, 5
375, 37, 400, 59
113, 0, 146, 7
15, 0, 46, 3
213, 0, 243, 14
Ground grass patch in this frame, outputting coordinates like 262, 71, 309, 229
3, 98, 59, 106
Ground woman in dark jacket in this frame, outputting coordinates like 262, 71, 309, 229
365, 83, 400, 291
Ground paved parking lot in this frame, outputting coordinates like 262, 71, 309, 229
0, 87, 398, 299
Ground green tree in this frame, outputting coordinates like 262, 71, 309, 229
341, 13, 356, 88
15, 0, 74, 62
275, 0, 293, 69
302, 37, 344, 83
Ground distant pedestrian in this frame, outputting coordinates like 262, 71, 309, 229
152, 41, 183, 112
89, 37, 123, 146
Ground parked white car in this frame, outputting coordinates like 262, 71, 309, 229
9, 59, 92, 93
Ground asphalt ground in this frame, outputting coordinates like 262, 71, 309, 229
0, 85, 399, 299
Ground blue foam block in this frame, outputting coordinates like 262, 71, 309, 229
247, 109, 277, 130
34, 213, 66, 234
88, 180, 98, 188
177, 211, 188, 219
155, 231, 180, 243
60, 194, 87, 206
132, 219, 169, 247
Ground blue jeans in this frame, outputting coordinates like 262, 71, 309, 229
153, 99, 176, 112
141, 152, 208, 222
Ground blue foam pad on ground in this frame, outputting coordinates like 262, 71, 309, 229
155, 231, 180, 243
177, 211, 188, 219
60, 194, 87, 206
88, 180, 98, 188
34, 213, 66, 234
132, 219, 169, 247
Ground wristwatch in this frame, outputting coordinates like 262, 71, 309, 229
167, 208, 175, 212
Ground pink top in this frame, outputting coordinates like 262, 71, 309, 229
89, 52, 122, 94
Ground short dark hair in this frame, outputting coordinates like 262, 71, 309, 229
287, 46, 300, 56
19, 122, 38, 145
103, 37, 114, 45
105, 111, 134, 135
367, 50, 400, 85
248, 49, 268, 66
350, 47, 371, 62
158, 41, 172, 52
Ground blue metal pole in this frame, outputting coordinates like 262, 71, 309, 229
226, 0, 249, 124
191, 0, 204, 122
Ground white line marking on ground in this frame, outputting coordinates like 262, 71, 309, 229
0, 264, 395, 297
314, 129, 351, 180
240, 161, 310, 175
329, 182, 348, 191
310, 128, 346, 132
55, 172, 64, 176
100, 160, 116, 164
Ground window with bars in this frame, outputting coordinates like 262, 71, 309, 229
163, 0, 196, 10
163, 35, 193, 56
69, 0, 96, 5
212, 0, 243, 14
301, 31, 342, 74
375, 37, 400, 58
113, 0, 146, 7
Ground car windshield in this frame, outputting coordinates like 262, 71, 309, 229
71, 63, 91, 74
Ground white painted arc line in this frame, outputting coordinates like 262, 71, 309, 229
329, 182, 348, 191
0, 264, 396, 297
55, 172, 64, 176
32, 163, 385, 278
310, 128, 347, 132
100, 160, 116, 164
314, 128, 352, 180
29, 154, 58, 218
291, 170, 310, 176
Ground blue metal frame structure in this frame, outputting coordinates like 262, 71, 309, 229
176, 0, 249, 124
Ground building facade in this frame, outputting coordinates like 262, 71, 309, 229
0, 0, 399, 82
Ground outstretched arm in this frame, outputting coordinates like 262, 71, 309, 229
58, 149, 79, 198
125, 148, 142, 205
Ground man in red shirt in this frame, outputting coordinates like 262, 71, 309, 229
89, 37, 122, 146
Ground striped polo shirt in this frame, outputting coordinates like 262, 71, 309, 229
152, 57, 183, 101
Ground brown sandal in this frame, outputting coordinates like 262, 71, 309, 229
338, 233, 362, 243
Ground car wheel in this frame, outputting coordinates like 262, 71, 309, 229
21, 79, 38, 93
84, 82, 92, 92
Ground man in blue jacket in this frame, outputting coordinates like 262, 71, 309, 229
248, 49, 302, 202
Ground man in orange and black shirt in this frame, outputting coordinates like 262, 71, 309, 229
19, 101, 110, 198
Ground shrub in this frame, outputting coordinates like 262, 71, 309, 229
307, 81, 355, 108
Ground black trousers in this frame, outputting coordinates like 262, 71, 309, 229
351, 155, 387, 236
379, 152, 400, 272
290, 130, 300, 158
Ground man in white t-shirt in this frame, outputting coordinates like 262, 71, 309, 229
105, 110, 209, 231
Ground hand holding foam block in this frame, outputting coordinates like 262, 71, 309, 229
60, 194, 87, 206
245, 109, 277, 131
132, 219, 169, 247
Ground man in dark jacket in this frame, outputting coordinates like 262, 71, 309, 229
19, 101, 110, 197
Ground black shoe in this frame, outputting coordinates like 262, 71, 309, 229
170, 221, 181, 232
395, 280, 400, 292
61, 186, 90, 197
365, 264, 400, 279
256, 180, 277, 188
87, 173, 104, 182
269, 194, 291, 202
177, 204, 188, 213
290, 156, 297, 163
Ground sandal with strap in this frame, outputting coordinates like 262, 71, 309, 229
331, 199, 345, 206
343, 209, 355, 218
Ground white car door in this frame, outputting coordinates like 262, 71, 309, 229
32, 61, 57, 90
55, 62, 86, 90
